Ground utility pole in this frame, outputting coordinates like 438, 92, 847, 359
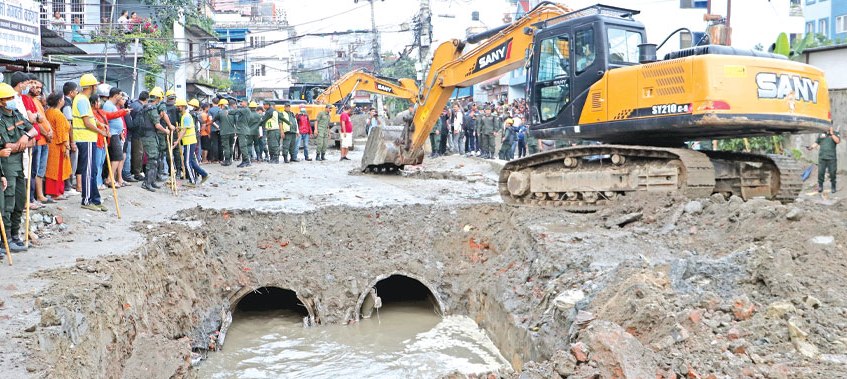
417, 0, 432, 81
359, 0, 382, 72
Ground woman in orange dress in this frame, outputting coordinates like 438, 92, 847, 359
44, 92, 72, 199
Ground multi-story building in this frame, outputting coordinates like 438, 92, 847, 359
804, 0, 847, 40
213, 1, 293, 100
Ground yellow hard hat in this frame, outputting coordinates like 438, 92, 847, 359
0, 83, 16, 99
175, 98, 188, 107
218, 99, 229, 106
149, 87, 164, 99
79, 73, 98, 87
188, 99, 200, 108
248, 101, 258, 108
165, 89, 175, 98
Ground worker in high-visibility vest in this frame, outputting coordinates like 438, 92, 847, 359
176, 98, 208, 187
72, 73, 109, 212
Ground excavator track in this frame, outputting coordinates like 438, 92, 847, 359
499, 145, 803, 210
703, 151, 803, 203
499, 145, 715, 211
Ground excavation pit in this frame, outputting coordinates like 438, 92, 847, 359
23, 196, 847, 378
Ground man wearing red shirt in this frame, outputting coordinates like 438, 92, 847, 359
339, 105, 353, 161
295, 108, 312, 161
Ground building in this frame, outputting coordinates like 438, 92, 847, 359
213, 2, 293, 100
804, 0, 847, 41
1, 0, 84, 93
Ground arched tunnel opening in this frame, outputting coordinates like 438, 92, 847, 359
235, 287, 309, 318
360, 275, 442, 319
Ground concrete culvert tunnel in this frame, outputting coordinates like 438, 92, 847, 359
359, 274, 443, 319
235, 287, 309, 317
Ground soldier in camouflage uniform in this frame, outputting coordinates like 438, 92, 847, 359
0, 83, 32, 252
315, 104, 331, 161
477, 107, 499, 159
259, 103, 281, 163
214, 99, 235, 166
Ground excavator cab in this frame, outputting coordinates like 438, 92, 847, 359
527, 7, 646, 132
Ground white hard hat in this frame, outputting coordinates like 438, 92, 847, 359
96, 83, 112, 98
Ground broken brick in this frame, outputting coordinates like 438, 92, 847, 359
732, 296, 755, 321
570, 342, 589, 362
688, 309, 702, 324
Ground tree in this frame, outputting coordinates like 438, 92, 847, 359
379, 55, 418, 115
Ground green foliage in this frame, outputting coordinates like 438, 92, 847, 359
790, 147, 804, 160
774, 33, 791, 57
379, 56, 418, 114
197, 73, 233, 91
294, 70, 324, 83
717, 135, 785, 154
90, 18, 171, 89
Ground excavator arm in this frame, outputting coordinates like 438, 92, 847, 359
315, 69, 420, 106
362, 1, 571, 170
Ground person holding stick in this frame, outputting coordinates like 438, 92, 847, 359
176, 99, 208, 187
0, 82, 35, 252
72, 74, 109, 213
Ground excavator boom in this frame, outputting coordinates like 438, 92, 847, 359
361, 2, 572, 169
315, 69, 419, 106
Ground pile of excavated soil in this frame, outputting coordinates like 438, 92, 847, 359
19, 191, 847, 378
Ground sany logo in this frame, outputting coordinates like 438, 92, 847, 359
471, 38, 513, 74
756, 72, 819, 103
375, 83, 394, 93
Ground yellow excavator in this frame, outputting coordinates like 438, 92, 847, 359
280, 69, 419, 124
362, 2, 831, 207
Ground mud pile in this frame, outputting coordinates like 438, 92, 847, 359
19, 192, 847, 378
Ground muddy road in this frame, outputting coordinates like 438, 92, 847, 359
1, 144, 846, 378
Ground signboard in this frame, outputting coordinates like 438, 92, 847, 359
0, 0, 41, 60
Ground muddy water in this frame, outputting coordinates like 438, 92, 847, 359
196, 302, 510, 378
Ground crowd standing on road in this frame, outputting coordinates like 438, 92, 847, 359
0, 73, 365, 259
428, 98, 542, 161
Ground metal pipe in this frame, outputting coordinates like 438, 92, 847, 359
465, 23, 510, 45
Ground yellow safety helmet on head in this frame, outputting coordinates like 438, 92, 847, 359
0, 83, 16, 99
149, 87, 164, 99
188, 99, 200, 108
79, 73, 98, 87
175, 98, 188, 107
248, 101, 258, 108
218, 99, 229, 106
165, 89, 176, 98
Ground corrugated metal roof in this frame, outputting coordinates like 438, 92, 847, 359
41, 27, 86, 56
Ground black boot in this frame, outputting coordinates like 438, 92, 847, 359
305, 153, 312, 161
284, 155, 290, 163
143, 160, 158, 191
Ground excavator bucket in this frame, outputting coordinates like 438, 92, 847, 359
361, 125, 423, 172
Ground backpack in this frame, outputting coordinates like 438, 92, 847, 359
136, 104, 156, 136
128, 100, 143, 132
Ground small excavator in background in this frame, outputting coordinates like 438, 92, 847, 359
274, 69, 419, 147
361, 2, 831, 208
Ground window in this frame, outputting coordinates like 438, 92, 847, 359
574, 28, 595, 74
608, 28, 643, 64
679, 0, 708, 8
819, 18, 829, 37
70, 0, 85, 27
252, 64, 266, 77
534, 35, 570, 122
250, 35, 267, 48
806, 21, 816, 34
536, 36, 570, 82
806, 0, 815, 4
837, 15, 847, 34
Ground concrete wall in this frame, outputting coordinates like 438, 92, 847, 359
807, 48, 847, 89
787, 88, 847, 172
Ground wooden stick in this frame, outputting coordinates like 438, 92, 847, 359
166, 132, 178, 196
103, 144, 121, 219
0, 207, 13, 266
24, 147, 32, 248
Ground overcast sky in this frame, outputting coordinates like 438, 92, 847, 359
283, 0, 514, 55
282, 0, 805, 59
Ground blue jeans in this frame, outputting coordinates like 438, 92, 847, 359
30, 144, 49, 201
94, 146, 105, 187
299, 134, 310, 158
76, 142, 101, 205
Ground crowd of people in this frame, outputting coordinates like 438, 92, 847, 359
426, 98, 538, 161
0, 72, 359, 255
